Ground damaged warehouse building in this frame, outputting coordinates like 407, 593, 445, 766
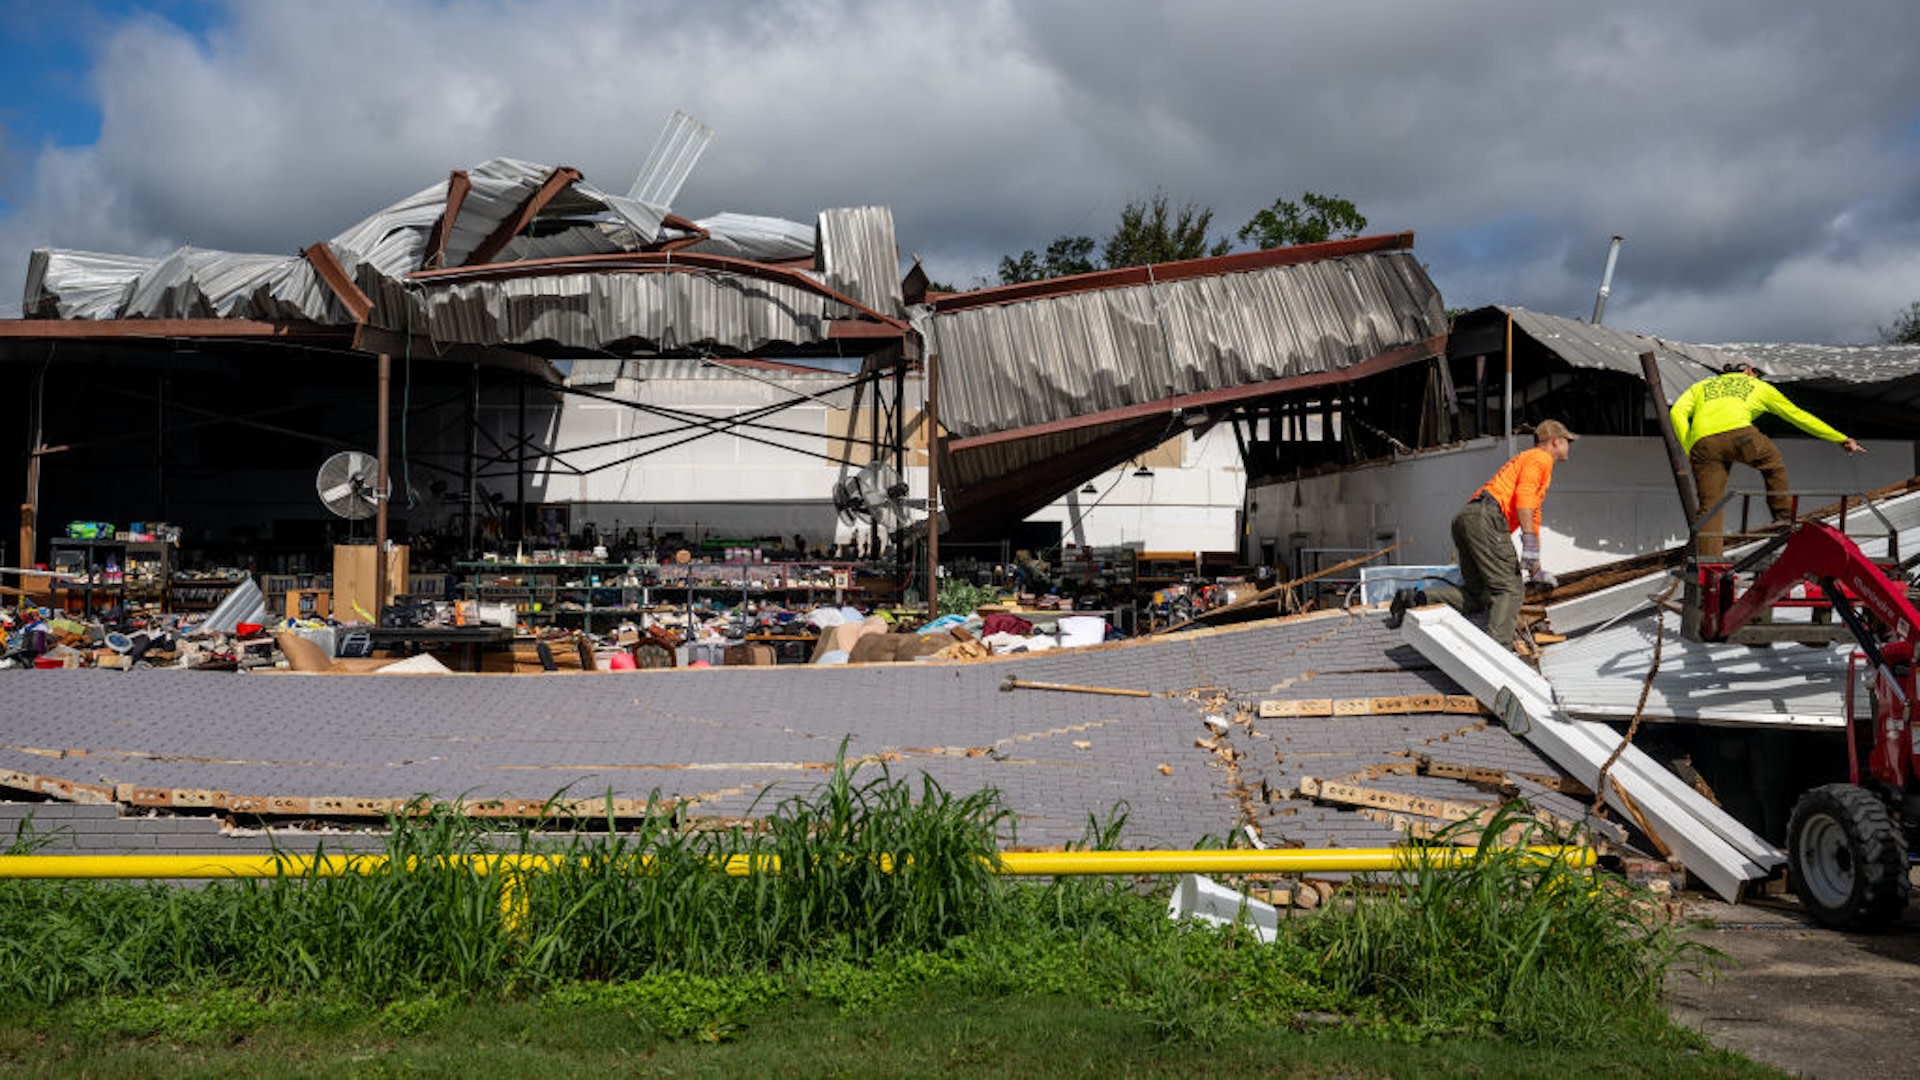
4, 117, 1920, 924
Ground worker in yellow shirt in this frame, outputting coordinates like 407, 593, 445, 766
1669, 360, 1864, 556
1389, 421, 1575, 653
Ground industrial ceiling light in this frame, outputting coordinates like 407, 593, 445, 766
1080, 482, 1098, 494
1132, 463, 1154, 478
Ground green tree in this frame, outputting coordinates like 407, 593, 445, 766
1103, 191, 1230, 268
997, 235, 1099, 285
1881, 300, 1920, 344
1236, 191, 1368, 249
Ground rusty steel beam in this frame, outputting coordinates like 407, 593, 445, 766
421, 169, 472, 271
0, 317, 348, 341
299, 241, 373, 324
462, 166, 583, 267
932, 231, 1418, 313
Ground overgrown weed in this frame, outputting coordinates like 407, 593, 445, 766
0, 769, 1703, 1054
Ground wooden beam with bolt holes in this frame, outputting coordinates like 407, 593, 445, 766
1258, 694, 1479, 718
1298, 777, 1495, 821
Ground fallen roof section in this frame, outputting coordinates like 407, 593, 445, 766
1402, 604, 1783, 902
1539, 483, 1920, 730
1, 611, 1613, 860
922, 233, 1449, 536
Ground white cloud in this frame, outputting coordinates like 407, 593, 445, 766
2, 0, 1917, 341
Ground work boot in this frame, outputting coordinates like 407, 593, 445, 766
1387, 589, 1414, 629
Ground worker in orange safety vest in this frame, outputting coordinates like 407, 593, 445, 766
1389, 420, 1575, 653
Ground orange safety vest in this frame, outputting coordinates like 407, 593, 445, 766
1474, 446, 1556, 536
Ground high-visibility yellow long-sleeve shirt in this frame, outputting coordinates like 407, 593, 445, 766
1669, 372, 1848, 454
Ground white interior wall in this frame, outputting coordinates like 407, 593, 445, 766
1252, 436, 1917, 573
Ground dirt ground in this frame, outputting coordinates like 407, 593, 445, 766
1667, 878, 1920, 1079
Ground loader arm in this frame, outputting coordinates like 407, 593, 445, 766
1699, 521, 1920, 789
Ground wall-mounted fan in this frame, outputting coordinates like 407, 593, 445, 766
832, 461, 923, 536
316, 450, 386, 521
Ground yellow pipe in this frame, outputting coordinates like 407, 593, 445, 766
0, 846, 1592, 881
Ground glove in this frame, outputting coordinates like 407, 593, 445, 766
1528, 566, 1559, 589
1519, 531, 1540, 572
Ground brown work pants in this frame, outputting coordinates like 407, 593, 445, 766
1422, 494, 1523, 652
1689, 426, 1791, 557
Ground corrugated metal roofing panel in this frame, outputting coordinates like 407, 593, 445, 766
1491, 305, 1735, 401
23, 249, 156, 319
1482, 306, 1920, 403
688, 213, 815, 262
1541, 620, 1855, 728
815, 206, 904, 318
930, 251, 1446, 439
1539, 486, 1920, 727
327, 175, 456, 279
397, 270, 858, 354
565, 356, 858, 387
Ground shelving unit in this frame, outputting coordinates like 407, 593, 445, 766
170, 574, 250, 612
122, 540, 175, 608
48, 539, 129, 623
457, 560, 865, 632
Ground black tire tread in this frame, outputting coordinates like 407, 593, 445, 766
1787, 783, 1910, 931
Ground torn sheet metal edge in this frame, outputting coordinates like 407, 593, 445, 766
1402, 605, 1781, 902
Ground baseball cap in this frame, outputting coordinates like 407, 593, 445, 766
1533, 419, 1579, 442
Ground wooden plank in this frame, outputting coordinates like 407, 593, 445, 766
1444, 695, 1486, 714
1307, 778, 1492, 822
1333, 698, 1370, 716
1368, 695, 1411, 714
1418, 757, 1509, 786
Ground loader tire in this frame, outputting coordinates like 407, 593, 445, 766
1786, 783, 1909, 931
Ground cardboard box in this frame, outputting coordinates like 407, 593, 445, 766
332, 543, 409, 623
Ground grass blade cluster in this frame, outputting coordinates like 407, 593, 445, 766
1301, 802, 1701, 1046
0, 773, 1709, 1060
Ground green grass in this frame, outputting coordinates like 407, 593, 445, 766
0, 988, 1779, 1079
0, 755, 1763, 1075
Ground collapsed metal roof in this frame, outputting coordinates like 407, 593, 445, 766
1455, 304, 1920, 405
922, 233, 1449, 537
17, 156, 909, 363
1540, 485, 1920, 729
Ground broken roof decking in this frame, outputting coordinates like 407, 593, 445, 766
1540, 486, 1920, 729
15, 158, 909, 364
923, 233, 1449, 535
2, 611, 1587, 853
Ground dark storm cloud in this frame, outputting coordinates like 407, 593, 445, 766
1, 0, 1916, 343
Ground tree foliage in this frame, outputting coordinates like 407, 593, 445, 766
1881, 300, 1920, 345
997, 235, 1099, 285
994, 189, 1366, 286
1102, 192, 1231, 268
1236, 192, 1368, 249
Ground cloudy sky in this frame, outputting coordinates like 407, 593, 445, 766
2, 0, 1917, 343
